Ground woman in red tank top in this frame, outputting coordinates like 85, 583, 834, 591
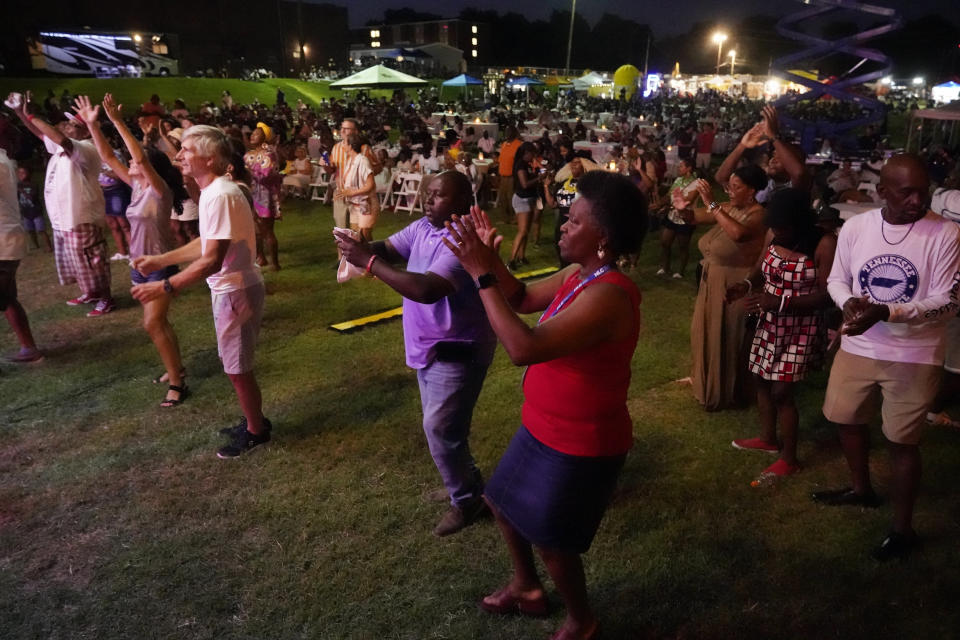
443, 171, 647, 640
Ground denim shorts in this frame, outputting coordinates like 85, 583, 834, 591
130, 264, 179, 285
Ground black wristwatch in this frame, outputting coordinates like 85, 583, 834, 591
162, 278, 176, 295
476, 272, 497, 290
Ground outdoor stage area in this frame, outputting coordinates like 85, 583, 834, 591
2, 194, 959, 638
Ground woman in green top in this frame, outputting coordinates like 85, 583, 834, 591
658, 158, 698, 278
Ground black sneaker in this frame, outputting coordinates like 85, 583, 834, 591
218, 416, 273, 437
216, 420, 272, 458
872, 530, 920, 562
811, 487, 881, 508
219, 416, 247, 436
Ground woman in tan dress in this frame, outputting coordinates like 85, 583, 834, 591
688, 165, 769, 410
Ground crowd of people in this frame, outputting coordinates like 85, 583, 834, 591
2, 84, 960, 640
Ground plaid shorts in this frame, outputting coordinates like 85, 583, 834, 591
53, 224, 111, 297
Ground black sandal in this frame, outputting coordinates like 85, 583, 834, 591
160, 384, 189, 408
152, 368, 186, 384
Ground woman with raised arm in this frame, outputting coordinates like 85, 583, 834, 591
244, 123, 283, 270
74, 94, 189, 407
687, 165, 769, 411
442, 170, 647, 640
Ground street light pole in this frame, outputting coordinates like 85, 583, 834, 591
729, 50, 736, 75
565, 0, 577, 73
713, 32, 727, 74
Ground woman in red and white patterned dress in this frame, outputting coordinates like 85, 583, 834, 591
726, 188, 837, 479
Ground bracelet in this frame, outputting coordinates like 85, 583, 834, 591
742, 278, 752, 293
25, 114, 34, 122
709, 201, 720, 211
365, 254, 378, 275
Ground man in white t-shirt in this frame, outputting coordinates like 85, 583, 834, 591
814, 155, 960, 561
132, 125, 271, 458
0, 145, 42, 362
7, 91, 114, 317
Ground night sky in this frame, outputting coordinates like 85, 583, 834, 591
346, 0, 955, 34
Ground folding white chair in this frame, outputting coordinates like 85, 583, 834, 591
377, 168, 398, 209
309, 166, 331, 203
393, 172, 423, 215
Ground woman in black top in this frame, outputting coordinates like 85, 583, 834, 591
508, 142, 542, 270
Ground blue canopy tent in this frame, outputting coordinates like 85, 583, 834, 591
506, 76, 546, 104
441, 73, 484, 100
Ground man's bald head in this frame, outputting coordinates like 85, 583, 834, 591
878, 153, 931, 223
436, 170, 473, 213
880, 153, 929, 186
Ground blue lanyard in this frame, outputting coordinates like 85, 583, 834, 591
539, 264, 612, 324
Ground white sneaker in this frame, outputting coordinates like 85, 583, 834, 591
656, 268, 666, 276
672, 272, 683, 279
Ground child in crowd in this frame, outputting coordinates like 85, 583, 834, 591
16, 167, 52, 252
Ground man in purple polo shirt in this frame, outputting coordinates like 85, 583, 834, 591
335, 171, 496, 537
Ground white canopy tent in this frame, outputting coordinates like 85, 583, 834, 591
571, 71, 606, 92
329, 64, 428, 90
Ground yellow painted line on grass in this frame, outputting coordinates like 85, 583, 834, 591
329, 266, 559, 332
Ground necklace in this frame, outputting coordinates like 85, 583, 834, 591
880, 210, 916, 246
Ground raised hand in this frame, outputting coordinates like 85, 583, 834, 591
102, 93, 123, 121
741, 122, 766, 149
72, 95, 100, 126
695, 178, 714, 206
466, 205, 503, 252
442, 214, 501, 278
760, 105, 780, 140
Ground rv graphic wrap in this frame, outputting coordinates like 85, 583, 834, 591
38, 32, 178, 76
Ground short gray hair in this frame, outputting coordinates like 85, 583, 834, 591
182, 125, 232, 175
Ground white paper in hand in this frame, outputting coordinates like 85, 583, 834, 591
333, 228, 366, 283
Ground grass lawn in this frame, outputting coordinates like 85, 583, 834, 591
0, 77, 420, 112
1, 195, 959, 639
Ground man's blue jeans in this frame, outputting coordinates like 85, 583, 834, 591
416, 348, 493, 508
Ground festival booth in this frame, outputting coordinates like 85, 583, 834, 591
932, 81, 960, 105
905, 101, 960, 153
506, 76, 545, 103
329, 64, 428, 91
572, 71, 609, 95
440, 73, 483, 101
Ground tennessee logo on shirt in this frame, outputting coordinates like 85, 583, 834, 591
858, 254, 919, 303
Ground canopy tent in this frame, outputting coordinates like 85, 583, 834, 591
571, 71, 606, 92
329, 64, 427, 90
906, 101, 960, 152
506, 76, 546, 104
442, 73, 483, 87
440, 73, 483, 100
932, 81, 960, 105
506, 76, 545, 87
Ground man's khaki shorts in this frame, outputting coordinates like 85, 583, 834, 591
822, 349, 941, 445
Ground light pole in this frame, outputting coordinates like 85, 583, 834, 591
728, 49, 736, 76
565, 0, 577, 73
713, 32, 727, 74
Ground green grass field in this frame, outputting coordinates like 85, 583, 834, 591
1, 196, 958, 639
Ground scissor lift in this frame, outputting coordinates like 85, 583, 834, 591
772, 0, 903, 153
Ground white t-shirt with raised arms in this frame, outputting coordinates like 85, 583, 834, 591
827, 208, 960, 366
198, 175, 263, 295
42, 136, 106, 230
